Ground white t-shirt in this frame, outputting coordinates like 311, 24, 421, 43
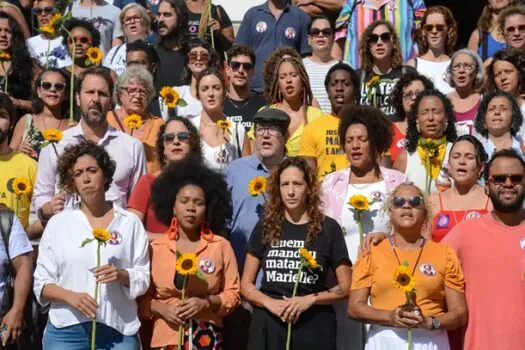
160, 85, 203, 120
103, 43, 127, 76
190, 114, 245, 171
0, 215, 33, 302
26, 35, 72, 68
70, 1, 123, 54
302, 57, 337, 114
416, 58, 454, 95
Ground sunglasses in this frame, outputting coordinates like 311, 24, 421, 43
488, 174, 525, 186
32, 6, 57, 15
68, 36, 92, 45
309, 28, 333, 37
504, 25, 525, 36
162, 132, 190, 143
423, 24, 447, 32
369, 32, 392, 44
188, 52, 210, 63
40, 81, 66, 92
230, 61, 254, 71
392, 196, 424, 209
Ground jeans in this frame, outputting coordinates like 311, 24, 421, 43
43, 321, 140, 350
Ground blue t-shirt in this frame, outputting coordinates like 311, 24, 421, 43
235, 2, 311, 92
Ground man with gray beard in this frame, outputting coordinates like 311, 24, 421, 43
33, 67, 146, 222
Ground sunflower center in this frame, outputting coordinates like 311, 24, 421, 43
398, 274, 410, 286
17, 183, 26, 191
181, 259, 194, 270
254, 182, 263, 191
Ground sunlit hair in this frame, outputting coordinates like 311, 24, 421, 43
446, 48, 484, 89
383, 182, 433, 233
120, 3, 150, 29
417, 6, 457, 56
477, 0, 517, 32
474, 90, 523, 137
266, 56, 313, 107
498, 5, 525, 32
115, 65, 156, 104
484, 48, 525, 94
263, 47, 302, 101
156, 116, 203, 165
359, 20, 403, 72
262, 157, 324, 246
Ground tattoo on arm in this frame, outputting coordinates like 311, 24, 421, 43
329, 285, 344, 295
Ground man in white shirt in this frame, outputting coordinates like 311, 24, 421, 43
33, 66, 147, 222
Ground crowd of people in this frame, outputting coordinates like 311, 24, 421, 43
0, 0, 524, 349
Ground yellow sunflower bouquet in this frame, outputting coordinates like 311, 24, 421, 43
124, 114, 143, 136
286, 247, 323, 350
393, 260, 419, 350
80, 228, 112, 350
41, 128, 64, 157
417, 137, 447, 195
175, 251, 207, 350
348, 194, 375, 243
160, 86, 188, 112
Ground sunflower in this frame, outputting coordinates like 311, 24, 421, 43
299, 248, 320, 269
217, 119, 232, 130
124, 114, 144, 130
160, 86, 180, 108
176, 252, 199, 276
92, 228, 111, 242
42, 128, 63, 143
0, 51, 11, 61
393, 265, 417, 293
86, 47, 104, 65
248, 176, 267, 197
366, 75, 380, 88
12, 177, 32, 196
349, 194, 370, 212
40, 13, 62, 36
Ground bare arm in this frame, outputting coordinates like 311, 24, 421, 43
241, 133, 252, 157
426, 287, 467, 330
393, 150, 408, 173
219, 26, 235, 48
8, 115, 27, 151
42, 283, 98, 319
332, 39, 344, 61
294, 0, 345, 12
467, 29, 480, 52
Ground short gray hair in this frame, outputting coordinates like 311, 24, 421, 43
447, 48, 484, 90
115, 65, 155, 105
120, 3, 151, 29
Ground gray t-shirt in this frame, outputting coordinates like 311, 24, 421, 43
71, 0, 123, 53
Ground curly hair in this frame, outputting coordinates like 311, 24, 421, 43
151, 154, 232, 235
391, 72, 434, 121
359, 20, 404, 73
484, 48, 525, 95
474, 90, 523, 137
262, 157, 324, 246
156, 116, 203, 165
477, 0, 517, 32
181, 38, 221, 85
324, 62, 360, 104
450, 134, 488, 166
405, 89, 458, 153
417, 6, 457, 56
57, 140, 116, 195
158, 0, 190, 50
266, 56, 313, 107
0, 12, 34, 100
263, 47, 301, 101
61, 17, 102, 49
227, 44, 256, 65
31, 68, 70, 115
338, 104, 393, 161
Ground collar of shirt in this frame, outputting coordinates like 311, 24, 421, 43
71, 201, 130, 229
151, 231, 224, 257
69, 120, 119, 145
246, 154, 269, 172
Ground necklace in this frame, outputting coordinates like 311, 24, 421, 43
227, 95, 251, 109
389, 236, 426, 275
41, 114, 65, 131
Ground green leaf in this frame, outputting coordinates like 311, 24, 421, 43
402, 260, 410, 267
177, 99, 188, 107
80, 238, 94, 248
196, 271, 207, 281
39, 141, 50, 149
176, 251, 182, 258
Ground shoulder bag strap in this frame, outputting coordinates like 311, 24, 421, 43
0, 208, 13, 261
481, 30, 489, 61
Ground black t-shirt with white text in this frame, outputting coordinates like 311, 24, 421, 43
223, 94, 267, 131
247, 216, 350, 298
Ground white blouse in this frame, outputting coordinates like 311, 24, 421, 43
33, 204, 150, 336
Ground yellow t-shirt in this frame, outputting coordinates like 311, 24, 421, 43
298, 114, 349, 181
248, 106, 325, 157
0, 152, 37, 227
351, 239, 465, 316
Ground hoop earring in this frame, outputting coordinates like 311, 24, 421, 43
167, 217, 179, 240
200, 222, 214, 241
416, 123, 420, 133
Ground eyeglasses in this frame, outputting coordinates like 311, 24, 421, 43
230, 61, 254, 71
504, 25, 525, 36
32, 6, 57, 15
121, 86, 148, 97
369, 32, 392, 44
488, 174, 525, 186
255, 125, 282, 137
123, 15, 142, 25
422, 24, 447, 32
309, 28, 333, 37
67, 36, 92, 45
392, 196, 424, 209
162, 132, 190, 143
452, 63, 475, 72
188, 52, 210, 63
402, 90, 423, 101
40, 81, 66, 92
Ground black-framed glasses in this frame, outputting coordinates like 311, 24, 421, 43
309, 28, 333, 37
392, 196, 424, 209
488, 174, 525, 186
255, 125, 282, 137
162, 132, 190, 143
230, 61, 254, 71
402, 90, 423, 101
504, 25, 525, 36
121, 86, 148, 97
123, 15, 142, 25
369, 32, 392, 44
452, 63, 475, 72
422, 24, 446, 32
32, 6, 57, 15
40, 81, 66, 92
188, 52, 210, 63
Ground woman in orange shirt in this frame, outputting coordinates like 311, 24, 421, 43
140, 157, 240, 349
348, 183, 467, 349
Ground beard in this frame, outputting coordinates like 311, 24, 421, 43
489, 187, 525, 213
80, 103, 108, 125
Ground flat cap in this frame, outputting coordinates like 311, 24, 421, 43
253, 107, 291, 129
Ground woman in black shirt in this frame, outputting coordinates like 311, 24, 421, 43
241, 157, 352, 350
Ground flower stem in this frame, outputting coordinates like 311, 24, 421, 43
286, 263, 304, 350
357, 212, 363, 243
51, 142, 59, 158
209, 0, 215, 49
177, 275, 188, 350
45, 39, 50, 67
91, 242, 101, 350
425, 155, 431, 195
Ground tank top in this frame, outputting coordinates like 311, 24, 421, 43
432, 193, 489, 242
454, 96, 482, 136
477, 31, 506, 61
415, 58, 454, 95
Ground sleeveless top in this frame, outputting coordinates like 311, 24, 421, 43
405, 142, 453, 194
415, 58, 454, 95
477, 31, 506, 61
454, 96, 482, 136
432, 193, 489, 242
22, 114, 46, 159
389, 123, 407, 163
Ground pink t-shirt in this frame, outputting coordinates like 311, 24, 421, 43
443, 214, 525, 350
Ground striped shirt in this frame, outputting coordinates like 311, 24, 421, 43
335, 0, 426, 69
303, 57, 338, 114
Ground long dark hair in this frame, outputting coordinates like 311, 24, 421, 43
158, 0, 190, 50
31, 68, 70, 115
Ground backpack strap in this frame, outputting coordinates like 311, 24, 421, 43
0, 208, 14, 263
109, 44, 125, 65
481, 30, 489, 61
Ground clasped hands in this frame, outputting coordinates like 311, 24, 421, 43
161, 297, 210, 327
390, 306, 433, 330
264, 294, 316, 324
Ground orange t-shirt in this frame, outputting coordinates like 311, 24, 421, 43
351, 239, 465, 316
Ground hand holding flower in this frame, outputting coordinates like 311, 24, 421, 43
177, 297, 209, 320
155, 302, 185, 326
93, 264, 129, 285
66, 291, 98, 319
281, 294, 316, 323
389, 306, 420, 329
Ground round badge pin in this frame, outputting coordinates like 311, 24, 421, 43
520, 237, 525, 251
108, 231, 122, 245
285, 27, 296, 39
419, 263, 436, 276
256, 21, 267, 33
199, 258, 216, 274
